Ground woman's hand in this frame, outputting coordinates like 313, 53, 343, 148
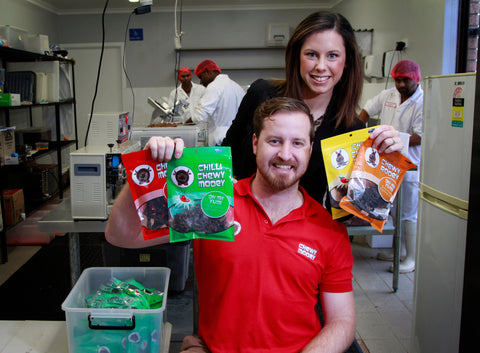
369, 125, 404, 154
144, 136, 185, 162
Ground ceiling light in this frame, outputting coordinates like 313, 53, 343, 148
129, 0, 140, 3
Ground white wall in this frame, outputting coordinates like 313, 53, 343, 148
335, 0, 449, 78
1, 0, 453, 134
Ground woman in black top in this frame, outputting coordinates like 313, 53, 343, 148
222, 11, 402, 204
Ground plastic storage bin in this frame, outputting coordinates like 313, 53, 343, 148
0, 25, 27, 50
62, 267, 170, 353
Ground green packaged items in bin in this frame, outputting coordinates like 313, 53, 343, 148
86, 278, 164, 310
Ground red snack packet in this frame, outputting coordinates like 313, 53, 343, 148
339, 138, 416, 232
121, 149, 170, 241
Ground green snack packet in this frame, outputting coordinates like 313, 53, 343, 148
167, 146, 235, 242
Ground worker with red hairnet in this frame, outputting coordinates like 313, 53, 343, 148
184, 59, 245, 146
168, 67, 205, 122
359, 59, 423, 274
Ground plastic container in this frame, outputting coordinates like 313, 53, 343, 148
62, 267, 170, 353
0, 25, 28, 50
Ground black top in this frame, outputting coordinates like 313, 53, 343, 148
222, 78, 366, 204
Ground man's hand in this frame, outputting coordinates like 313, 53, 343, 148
144, 136, 185, 161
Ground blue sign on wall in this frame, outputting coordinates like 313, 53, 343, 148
129, 28, 144, 41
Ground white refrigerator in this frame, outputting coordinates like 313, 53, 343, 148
411, 73, 476, 353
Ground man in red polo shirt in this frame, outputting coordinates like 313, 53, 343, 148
106, 97, 356, 352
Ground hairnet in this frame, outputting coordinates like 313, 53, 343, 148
390, 60, 421, 82
177, 67, 192, 81
194, 59, 221, 77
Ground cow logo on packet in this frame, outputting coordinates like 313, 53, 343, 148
122, 149, 169, 241
321, 127, 377, 219
167, 147, 235, 243
339, 138, 416, 232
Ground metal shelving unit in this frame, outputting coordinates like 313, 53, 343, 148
0, 46, 78, 264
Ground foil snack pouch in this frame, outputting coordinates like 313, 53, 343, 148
167, 146, 235, 242
122, 149, 169, 241
339, 138, 416, 232
321, 127, 377, 219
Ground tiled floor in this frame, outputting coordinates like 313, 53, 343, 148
0, 235, 414, 353
351, 237, 414, 353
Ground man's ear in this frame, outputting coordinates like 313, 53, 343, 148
252, 133, 258, 155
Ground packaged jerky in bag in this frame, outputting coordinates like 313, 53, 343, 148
122, 149, 170, 241
339, 138, 416, 232
167, 146, 235, 242
321, 127, 376, 219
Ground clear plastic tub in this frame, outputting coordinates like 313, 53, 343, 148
0, 25, 27, 50
62, 267, 170, 353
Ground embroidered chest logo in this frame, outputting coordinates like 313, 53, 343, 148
385, 101, 397, 109
297, 243, 318, 261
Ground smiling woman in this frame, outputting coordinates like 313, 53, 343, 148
222, 11, 367, 206
222, 11, 404, 209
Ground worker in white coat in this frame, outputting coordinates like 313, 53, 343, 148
359, 59, 423, 273
184, 59, 245, 146
168, 67, 205, 120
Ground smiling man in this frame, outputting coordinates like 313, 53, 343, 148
106, 97, 356, 353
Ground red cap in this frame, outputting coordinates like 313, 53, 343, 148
177, 67, 192, 81
391, 60, 421, 82
194, 59, 221, 77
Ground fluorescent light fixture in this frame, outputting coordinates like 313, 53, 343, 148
129, 0, 140, 3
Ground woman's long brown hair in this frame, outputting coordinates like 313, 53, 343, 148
280, 11, 363, 128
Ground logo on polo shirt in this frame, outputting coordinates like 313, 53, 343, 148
297, 243, 317, 261
234, 221, 241, 236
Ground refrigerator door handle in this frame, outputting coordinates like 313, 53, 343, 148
419, 182, 469, 210
419, 191, 468, 220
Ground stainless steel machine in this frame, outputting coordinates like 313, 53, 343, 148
70, 140, 140, 220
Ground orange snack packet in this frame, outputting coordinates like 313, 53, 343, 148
339, 138, 416, 232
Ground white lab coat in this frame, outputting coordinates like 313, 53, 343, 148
168, 82, 205, 119
184, 74, 245, 146
363, 84, 423, 221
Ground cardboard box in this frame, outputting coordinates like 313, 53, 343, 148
0, 127, 16, 166
2, 189, 25, 226
0, 93, 21, 106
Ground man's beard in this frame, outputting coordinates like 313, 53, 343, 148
257, 158, 303, 191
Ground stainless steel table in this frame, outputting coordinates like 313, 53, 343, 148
37, 199, 107, 287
